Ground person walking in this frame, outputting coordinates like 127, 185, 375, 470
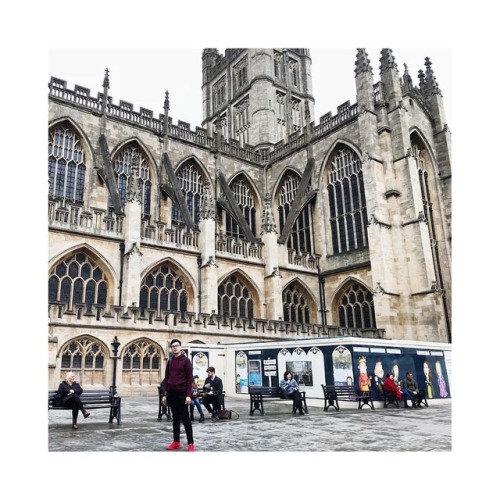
162, 339, 195, 451
57, 371, 91, 429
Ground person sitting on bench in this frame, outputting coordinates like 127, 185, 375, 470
383, 372, 403, 404
400, 371, 424, 407
202, 367, 224, 418
57, 371, 91, 429
280, 370, 305, 415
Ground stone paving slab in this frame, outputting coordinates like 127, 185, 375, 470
48, 395, 451, 452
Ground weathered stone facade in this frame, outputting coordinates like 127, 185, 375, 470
48, 48, 451, 395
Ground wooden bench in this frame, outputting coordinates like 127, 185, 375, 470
248, 386, 308, 416
157, 386, 226, 421
321, 384, 374, 411
383, 388, 400, 408
48, 387, 122, 424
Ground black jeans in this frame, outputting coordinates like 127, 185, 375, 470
63, 395, 85, 420
167, 390, 193, 444
202, 394, 221, 414
286, 390, 303, 410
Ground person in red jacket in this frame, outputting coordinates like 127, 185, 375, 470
384, 372, 403, 400
162, 339, 195, 451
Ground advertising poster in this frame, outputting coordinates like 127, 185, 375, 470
248, 359, 262, 386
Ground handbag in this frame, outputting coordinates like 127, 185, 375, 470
217, 409, 239, 420
52, 392, 62, 407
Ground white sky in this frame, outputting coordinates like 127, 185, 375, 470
48, 47, 452, 132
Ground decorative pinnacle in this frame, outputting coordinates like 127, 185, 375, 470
354, 48, 373, 76
379, 48, 398, 73
424, 57, 442, 96
164, 91, 170, 112
103, 68, 110, 89
402, 62, 413, 91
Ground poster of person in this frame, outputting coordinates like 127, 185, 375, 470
286, 361, 313, 386
332, 345, 354, 385
192, 352, 208, 387
235, 351, 248, 393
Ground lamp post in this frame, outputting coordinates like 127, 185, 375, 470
111, 336, 120, 396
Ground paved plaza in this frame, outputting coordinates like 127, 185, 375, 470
48, 394, 451, 452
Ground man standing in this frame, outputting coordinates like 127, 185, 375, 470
162, 339, 195, 451
202, 367, 224, 418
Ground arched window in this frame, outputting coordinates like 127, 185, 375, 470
226, 176, 257, 239
60, 337, 106, 386
48, 252, 108, 312
327, 146, 368, 254
278, 172, 314, 254
172, 162, 204, 226
337, 282, 376, 329
282, 282, 312, 324
109, 145, 152, 217
122, 340, 162, 386
218, 275, 254, 319
48, 124, 86, 203
139, 264, 189, 315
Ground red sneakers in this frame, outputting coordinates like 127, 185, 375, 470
166, 441, 182, 450
187, 444, 195, 452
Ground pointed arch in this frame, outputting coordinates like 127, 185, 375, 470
171, 157, 208, 226
274, 167, 314, 254
331, 278, 376, 329
48, 245, 115, 309
217, 269, 262, 319
224, 172, 260, 238
282, 278, 318, 324
58, 335, 109, 387
108, 139, 154, 218
139, 259, 195, 315
120, 337, 163, 386
324, 141, 368, 255
48, 119, 90, 204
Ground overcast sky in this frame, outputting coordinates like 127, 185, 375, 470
48, 47, 451, 132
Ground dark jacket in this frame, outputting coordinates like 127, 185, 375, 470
204, 375, 223, 395
57, 380, 83, 404
164, 354, 193, 398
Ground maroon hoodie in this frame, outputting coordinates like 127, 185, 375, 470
165, 354, 193, 398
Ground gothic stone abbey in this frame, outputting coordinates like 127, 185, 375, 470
48, 49, 451, 395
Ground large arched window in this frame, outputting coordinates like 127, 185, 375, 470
139, 264, 189, 315
282, 282, 312, 324
122, 339, 162, 386
109, 144, 152, 217
218, 275, 255, 319
226, 176, 257, 239
337, 282, 376, 329
60, 337, 106, 386
327, 146, 368, 254
48, 252, 108, 312
172, 162, 204, 226
48, 123, 86, 203
278, 172, 314, 254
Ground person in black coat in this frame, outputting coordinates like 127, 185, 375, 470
202, 367, 224, 418
57, 372, 90, 429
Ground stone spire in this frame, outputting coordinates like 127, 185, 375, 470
379, 48, 398, 73
418, 69, 426, 93
101, 68, 110, 115
261, 192, 277, 233
200, 179, 216, 220
103, 67, 110, 89
126, 154, 142, 203
424, 57, 442, 96
354, 49, 373, 76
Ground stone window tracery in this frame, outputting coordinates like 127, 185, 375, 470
225, 176, 257, 239
233, 56, 248, 92
213, 76, 226, 110
48, 124, 86, 203
283, 282, 312, 324
278, 173, 314, 254
234, 96, 250, 145
48, 252, 108, 312
171, 162, 205, 226
337, 282, 376, 329
218, 275, 254, 319
60, 337, 106, 386
139, 263, 189, 316
327, 146, 368, 254
109, 145, 151, 217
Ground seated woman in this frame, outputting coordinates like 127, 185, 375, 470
280, 370, 304, 415
57, 371, 91, 429
383, 372, 403, 401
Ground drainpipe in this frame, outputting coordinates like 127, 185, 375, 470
197, 256, 202, 314
317, 265, 327, 328
118, 242, 125, 307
